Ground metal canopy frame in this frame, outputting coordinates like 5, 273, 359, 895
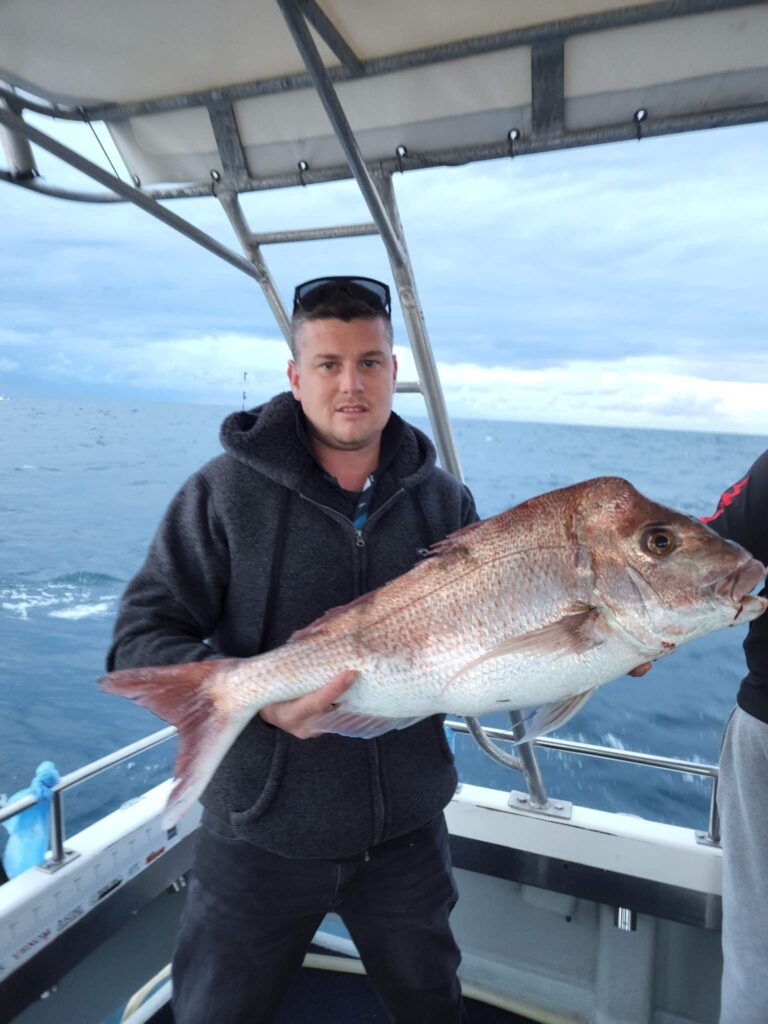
2, 0, 767, 806
1, 2, 767, 198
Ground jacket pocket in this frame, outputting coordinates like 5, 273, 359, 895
229, 729, 290, 827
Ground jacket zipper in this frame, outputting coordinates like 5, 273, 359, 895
298, 494, 368, 595
299, 487, 406, 846
299, 487, 405, 597
352, 490, 405, 595
354, 488, 406, 847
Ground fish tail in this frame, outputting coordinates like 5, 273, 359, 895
99, 658, 248, 828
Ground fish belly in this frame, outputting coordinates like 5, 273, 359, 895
324, 632, 651, 720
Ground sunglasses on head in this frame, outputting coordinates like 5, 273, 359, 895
292, 276, 392, 317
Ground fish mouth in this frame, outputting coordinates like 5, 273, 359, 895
711, 557, 767, 621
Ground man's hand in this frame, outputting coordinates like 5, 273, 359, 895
628, 661, 653, 678
259, 670, 358, 739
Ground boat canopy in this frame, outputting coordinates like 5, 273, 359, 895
1, 0, 768, 191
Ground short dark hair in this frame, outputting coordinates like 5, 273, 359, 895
290, 295, 393, 357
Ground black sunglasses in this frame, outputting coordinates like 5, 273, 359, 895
293, 276, 392, 317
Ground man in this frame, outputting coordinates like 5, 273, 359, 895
107, 275, 478, 1023
703, 451, 768, 1024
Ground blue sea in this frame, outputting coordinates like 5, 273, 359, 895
0, 397, 765, 839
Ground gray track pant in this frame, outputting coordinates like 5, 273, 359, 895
718, 706, 768, 1024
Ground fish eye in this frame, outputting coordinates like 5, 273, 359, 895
641, 527, 678, 557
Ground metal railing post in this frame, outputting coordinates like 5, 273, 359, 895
446, 718, 722, 840
0, 726, 178, 872
464, 717, 523, 773
49, 790, 66, 866
508, 710, 549, 808
703, 775, 721, 846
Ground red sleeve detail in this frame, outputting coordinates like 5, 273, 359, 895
701, 474, 750, 524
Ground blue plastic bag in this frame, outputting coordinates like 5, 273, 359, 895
2, 761, 60, 878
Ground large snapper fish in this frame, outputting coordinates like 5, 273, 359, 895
101, 477, 766, 826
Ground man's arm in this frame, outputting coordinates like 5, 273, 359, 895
703, 449, 768, 562
107, 473, 230, 671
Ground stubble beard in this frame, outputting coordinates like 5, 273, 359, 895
316, 421, 381, 453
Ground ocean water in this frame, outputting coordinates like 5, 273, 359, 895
0, 397, 765, 838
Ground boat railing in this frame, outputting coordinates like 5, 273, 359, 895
445, 718, 721, 846
0, 720, 720, 873
0, 726, 176, 871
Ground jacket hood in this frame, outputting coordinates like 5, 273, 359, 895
219, 391, 436, 492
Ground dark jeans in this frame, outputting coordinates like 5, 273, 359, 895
172, 814, 464, 1024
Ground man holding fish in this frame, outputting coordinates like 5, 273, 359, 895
107, 276, 478, 1023
105, 275, 766, 1024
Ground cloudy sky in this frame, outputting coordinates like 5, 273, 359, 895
2, 113, 767, 434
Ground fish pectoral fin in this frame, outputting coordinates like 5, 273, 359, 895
453, 605, 604, 683
510, 689, 597, 744
311, 708, 429, 739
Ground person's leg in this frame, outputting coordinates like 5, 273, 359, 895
172, 825, 333, 1024
338, 815, 464, 1024
718, 707, 768, 1024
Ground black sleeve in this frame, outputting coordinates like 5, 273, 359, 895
703, 449, 768, 564
106, 472, 230, 671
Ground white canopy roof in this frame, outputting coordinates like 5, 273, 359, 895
1, 0, 767, 188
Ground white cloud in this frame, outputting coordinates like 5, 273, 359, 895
393, 347, 768, 436
2, 325, 761, 435
0, 319, 761, 435
43, 332, 292, 403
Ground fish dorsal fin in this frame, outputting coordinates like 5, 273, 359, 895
452, 604, 605, 683
426, 518, 487, 558
311, 708, 429, 739
509, 689, 597, 744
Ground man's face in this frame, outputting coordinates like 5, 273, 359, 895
287, 317, 397, 452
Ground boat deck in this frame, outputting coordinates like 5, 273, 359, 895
275, 966, 531, 1023
137, 963, 531, 1023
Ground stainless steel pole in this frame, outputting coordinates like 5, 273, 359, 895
465, 716, 523, 773
707, 775, 721, 846
275, 0, 407, 269
509, 709, 549, 808
0, 105, 274, 287
218, 191, 293, 345
49, 790, 65, 865
374, 172, 463, 480
0, 98, 38, 177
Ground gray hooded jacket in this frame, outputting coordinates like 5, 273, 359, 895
108, 392, 478, 858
